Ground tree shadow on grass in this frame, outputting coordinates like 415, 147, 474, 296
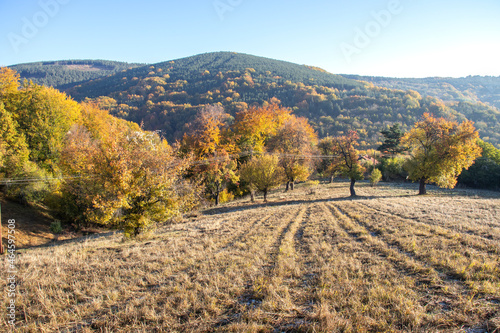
202, 193, 415, 216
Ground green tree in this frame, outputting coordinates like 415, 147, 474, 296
377, 123, 406, 155
239, 154, 285, 202
458, 140, 500, 190
402, 113, 482, 195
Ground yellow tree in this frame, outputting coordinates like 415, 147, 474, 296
239, 154, 285, 202
267, 116, 318, 191
401, 113, 482, 195
328, 131, 365, 197
233, 103, 292, 155
0, 102, 30, 178
0, 67, 20, 98
61, 113, 196, 236
12, 83, 81, 172
181, 105, 238, 205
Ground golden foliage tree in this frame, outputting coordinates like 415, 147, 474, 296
239, 154, 285, 202
13, 84, 81, 171
322, 131, 365, 197
233, 103, 292, 154
0, 102, 29, 178
61, 107, 196, 236
181, 104, 238, 205
267, 116, 318, 191
401, 113, 482, 195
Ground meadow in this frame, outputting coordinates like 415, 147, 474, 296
1, 182, 499, 332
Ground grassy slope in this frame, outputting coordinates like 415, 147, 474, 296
1, 182, 499, 332
0, 194, 109, 249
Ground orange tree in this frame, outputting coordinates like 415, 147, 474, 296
401, 113, 482, 195
266, 116, 317, 191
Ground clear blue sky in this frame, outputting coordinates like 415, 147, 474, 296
1, 0, 499, 78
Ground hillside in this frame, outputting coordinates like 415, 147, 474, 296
3, 182, 499, 332
9, 60, 144, 90
61, 52, 500, 147
345, 74, 500, 111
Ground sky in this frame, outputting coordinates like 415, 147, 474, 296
0, 0, 499, 78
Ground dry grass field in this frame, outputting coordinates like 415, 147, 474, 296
1, 181, 500, 332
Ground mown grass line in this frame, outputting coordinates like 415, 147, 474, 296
355, 201, 500, 254
336, 202, 500, 298
358, 199, 500, 244
326, 202, 497, 331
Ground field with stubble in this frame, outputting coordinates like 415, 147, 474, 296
2, 182, 500, 332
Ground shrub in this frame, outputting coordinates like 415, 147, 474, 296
50, 220, 63, 234
216, 188, 234, 204
369, 168, 383, 187
379, 156, 408, 181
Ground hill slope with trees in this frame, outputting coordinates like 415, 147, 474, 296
345, 74, 500, 111
9, 60, 144, 90
60, 52, 500, 148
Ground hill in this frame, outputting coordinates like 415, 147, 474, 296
4, 182, 500, 331
345, 74, 500, 111
63, 52, 500, 147
12, 52, 500, 148
9, 59, 144, 90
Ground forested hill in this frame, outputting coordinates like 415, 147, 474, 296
68, 52, 362, 100
344, 74, 500, 111
61, 52, 500, 148
9, 60, 144, 90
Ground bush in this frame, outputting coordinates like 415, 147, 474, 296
458, 157, 500, 190
369, 168, 382, 187
379, 156, 408, 181
217, 188, 234, 204
50, 220, 63, 234
4, 162, 53, 204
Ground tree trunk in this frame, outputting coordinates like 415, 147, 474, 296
250, 190, 255, 202
419, 178, 427, 195
290, 181, 294, 191
285, 181, 290, 192
330, 175, 334, 183
349, 178, 356, 197
263, 189, 268, 202
215, 182, 220, 206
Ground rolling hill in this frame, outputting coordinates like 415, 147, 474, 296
11, 52, 500, 147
